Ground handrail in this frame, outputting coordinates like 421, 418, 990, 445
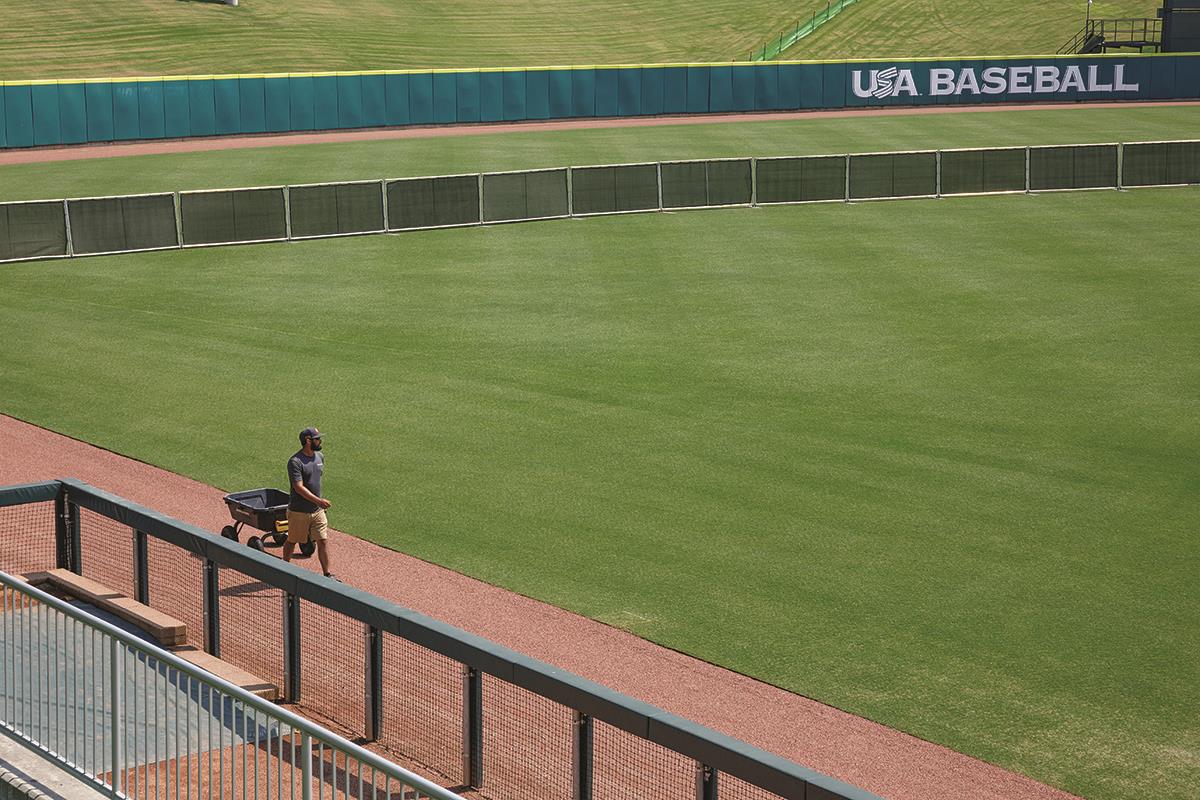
0, 569, 467, 800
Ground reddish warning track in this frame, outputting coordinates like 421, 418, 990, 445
0, 413, 1081, 800
1, 101, 1196, 166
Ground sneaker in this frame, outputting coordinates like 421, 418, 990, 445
323, 572, 340, 582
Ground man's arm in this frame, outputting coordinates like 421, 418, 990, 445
291, 479, 331, 509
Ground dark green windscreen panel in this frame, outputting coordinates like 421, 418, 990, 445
660, 161, 708, 208
181, 188, 285, 245
0, 202, 68, 261
706, 160, 752, 206
1072, 145, 1119, 189
387, 175, 479, 230
483, 170, 568, 222
68, 194, 177, 255
757, 156, 846, 203
940, 149, 1026, 195
290, 182, 384, 237
573, 163, 659, 214
1031, 145, 1117, 190
1123, 141, 1200, 186
1166, 140, 1200, 184
850, 153, 936, 199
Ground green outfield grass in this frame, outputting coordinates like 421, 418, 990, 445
0, 105, 1198, 202
789, 0, 1161, 60
2, 108, 1198, 800
0, 0, 1166, 81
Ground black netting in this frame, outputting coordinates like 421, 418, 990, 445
800, 156, 849, 202
707, 160, 752, 206
145, 534, 205, 649
297, 599, 365, 732
1072, 145, 1119, 189
572, 164, 659, 215
481, 674, 574, 800
387, 176, 480, 230
592, 720, 695, 800
660, 162, 708, 209
0, 502, 56, 575
0, 201, 68, 261
181, 189, 286, 245
68, 194, 177, 255
290, 183, 384, 238
850, 153, 936, 199
940, 148, 1027, 195
378, 632, 463, 782
1030, 146, 1116, 190
1166, 141, 1200, 184
217, 564, 285, 695
719, 771, 791, 800
483, 170, 569, 223
1121, 143, 1170, 186
77, 508, 135, 599
755, 158, 803, 203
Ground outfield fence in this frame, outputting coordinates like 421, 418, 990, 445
749, 0, 860, 62
0, 480, 881, 800
0, 140, 1197, 264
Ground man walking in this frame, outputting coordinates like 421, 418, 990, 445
285, 426, 336, 579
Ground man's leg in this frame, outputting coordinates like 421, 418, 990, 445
282, 542, 296, 561
316, 540, 331, 575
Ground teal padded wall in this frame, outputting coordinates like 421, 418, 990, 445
313, 76, 339, 129
163, 80, 191, 138
213, 78, 240, 135
31, 85, 61, 146
239, 77, 265, 133
362, 74, 386, 127
264, 77, 290, 132
384, 74, 410, 125
138, 80, 166, 138
3, 56, 1198, 150
85, 82, 115, 142
290, 76, 316, 131
58, 83, 87, 144
480, 71, 503, 122
112, 83, 140, 140
338, 74, 364, 128
188, 80, 216, 136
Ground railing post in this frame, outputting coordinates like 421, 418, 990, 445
1025, 146, 1032, 193
301, 731, 313, 800
110, 637, 123, 795
750, 158, 758, 207
284, 593, 302, 702
845, 154, 852, 201
695, 763, 717, 800
462, 665, 483, 788
63, 199, 74, 258
133, 529, 149, 605
364, 625, 383, 741
380, 179, 390, 231
571, 711, 593, 800
284, 185, 293, 241
935, 150, 942, 198
203, 559, 220, 657
54, 491, 71, 570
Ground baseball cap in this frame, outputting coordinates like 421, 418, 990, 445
299, 427, 324, 442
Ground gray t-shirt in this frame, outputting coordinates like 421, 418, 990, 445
287, 450, 324, 513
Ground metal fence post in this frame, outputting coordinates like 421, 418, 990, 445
935, 151, 942, 198
463, 665, 483, 788
750, 158, 758, 207
567, 167, 575, 217
656, 162, 664, 210
54, 491, 71, 570
284, 185, 293, 241
1117, 142, 1125, 190
478, 174, 486, 224
133, 530, 149, 605
1025, 146, 1032, 193
364, 625, 383, 741
380, 179, 390, 230
62, 199, 75, 258
301, 731, 313, 800
695, 764, 717, 800
174, 191, 184, 247
572, 711, 593, 800
203, 559, 220, 657
845, 154, 852, 201
110, 637, 123, 795
284, 593, 302, 702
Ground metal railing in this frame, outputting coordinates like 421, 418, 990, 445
1057, 17, 1162, 54
748, 0, 859, 61
0, 569, 465, 800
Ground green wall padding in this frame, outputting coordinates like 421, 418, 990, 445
338, 74, 365, 128
385, 74, 410, 126
940, 148, 1026, 194
480, 72, 504, 122
709, 67, 734, 113
595, 69, 619, 117
686, 67, 709, 113
290, 76, 315, 131
527, 70, 550, 119
409, 73, 433, 124
664, 67, 687, 113
188, 80, 216, 137
138, 81, 166, 139
313, 76, 339, 130
641, 67, 665, 115
754, 65, 780, 110
213, 79, 240, 135
503, 71, 526, 121
572, 69, 596, 117
5, 85, 34, 148
58, 83, 87, 144
617, 69, 641, 116
456, 73, 480, 123
163, 80, 191, 138
112, 84, 140, 140
432, 73, 456, 124
85, 83, 114, 142
264, 78, 291, 132
733, 66, 757, 111
239, 77, 265, 134
548, 70, 571, 118
0, 88, 6, 148
362, 74, 386, 127
31, 85, 62, 146
661, 161, 708, 208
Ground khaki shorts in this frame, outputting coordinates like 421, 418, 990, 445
286, 508, 328, 544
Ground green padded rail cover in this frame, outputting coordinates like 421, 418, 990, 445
289, 182, 385, 238
0, 202, 68, 261
850, 153, 938, 199
67, 194, 178, 255
181, 188, 286, 245
570, 164, 659, 215
386, 175, 480, 230
939, 149, 1027, 195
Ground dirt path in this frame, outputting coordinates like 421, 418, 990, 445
0, 414, 1082, 800
1, 101, 1196, 166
